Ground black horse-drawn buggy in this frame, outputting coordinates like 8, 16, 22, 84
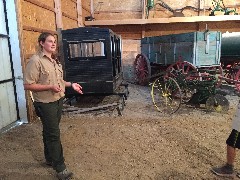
60, 27, 128, 115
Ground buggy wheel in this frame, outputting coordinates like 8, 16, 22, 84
151, 76, 182, 114
165, 61, 198, 80
134, 54, 151, 85
205, 94, 229, 113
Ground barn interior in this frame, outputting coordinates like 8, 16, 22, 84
14, 0, 240, 121
1, 0, 240, 179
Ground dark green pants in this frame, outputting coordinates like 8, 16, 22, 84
34, 98, 66, 172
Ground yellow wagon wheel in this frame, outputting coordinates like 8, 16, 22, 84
151, 76, 182, 114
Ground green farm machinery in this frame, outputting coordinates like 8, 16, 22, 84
151, 66, 229, 114
134, 31, 230, 114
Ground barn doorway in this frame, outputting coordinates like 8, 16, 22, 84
0, 0, 27, 131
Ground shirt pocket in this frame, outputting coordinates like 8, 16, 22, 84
39, 69, 50, 85
57, 67, 63, 78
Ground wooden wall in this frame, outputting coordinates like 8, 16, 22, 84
17, 0, 90, 121
93, 0, 142, 20
93, 0, 239, 20
19, 0, 86, 60
82, 0, 91, 23
61, 0, 78, 29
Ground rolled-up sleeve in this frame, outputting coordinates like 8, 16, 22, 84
24, 56, 40, 85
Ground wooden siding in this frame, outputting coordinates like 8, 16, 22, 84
17, 0, 85, 122
61, 0, 78, 29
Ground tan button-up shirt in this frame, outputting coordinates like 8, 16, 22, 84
24, 52, 65, 103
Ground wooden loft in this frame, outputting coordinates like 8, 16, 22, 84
84, 15, 240, 26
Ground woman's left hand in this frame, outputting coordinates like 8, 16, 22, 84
72, 83, 83, 94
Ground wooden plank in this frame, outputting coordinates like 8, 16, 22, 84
63, 103, 118, 114
90, 0, 94, 18
142, 25, 145, 38
96, 10, 141, 13
198, 21, 240, 32
62, 12, 78, 21
142, 0, 146, 19
24, 0, 55, 12
23, 25, 57, 34
54, 0, 63, 29
57, 28, 64, 64
22, 1, 56, 31
82, 6, 90, 12
62, 16, 78, 29
77, 0, 83, 27
61, 0, 77, 19
15, 0, 25, 68
94, 12, 141, 20
85, 15, 240, 26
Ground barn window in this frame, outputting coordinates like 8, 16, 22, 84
68, 41, 105, 59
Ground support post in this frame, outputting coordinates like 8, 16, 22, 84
54, 0, 63, 29
91, 0, 94, 19
77, 0, 83, 27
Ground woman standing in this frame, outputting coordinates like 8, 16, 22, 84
24, 32, 82, 180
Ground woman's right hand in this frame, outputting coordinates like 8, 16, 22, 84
50, 85, 62, 93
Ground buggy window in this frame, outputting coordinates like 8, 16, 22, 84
68, 41, 105, 59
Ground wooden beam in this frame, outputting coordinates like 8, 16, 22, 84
15, 0, 25, 67
198, 0, 200, 16
54, 0, 63, 29
141, 25, 145, 38
95, 10, 141, 13
142, 0, 146, 37
142, 0, 146, 19
57, 28, 64, 65
62, 12, 78, 21
77, 0, 83, 27
91, 0, 94, 18
82, 5, 90, 13
84, 15, 240, 26
23, 25, 57, 34
24, 0, 55, 12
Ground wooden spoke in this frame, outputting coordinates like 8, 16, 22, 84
165, 61, 198, 80
134, 54, 151, 85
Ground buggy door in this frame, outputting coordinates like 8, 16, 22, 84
111, 35, 122, 77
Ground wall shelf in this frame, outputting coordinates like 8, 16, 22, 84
84, 15, 240, 26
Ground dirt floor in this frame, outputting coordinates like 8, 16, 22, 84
1, 83, 240, 180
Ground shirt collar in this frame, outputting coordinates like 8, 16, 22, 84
38, 51, 54, 63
